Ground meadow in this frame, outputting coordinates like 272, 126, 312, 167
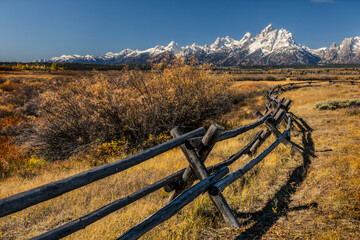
0, 62, 359, 239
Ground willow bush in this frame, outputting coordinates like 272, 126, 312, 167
26, 58, 233, 160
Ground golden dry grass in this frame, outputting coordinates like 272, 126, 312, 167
0, 77, 359, 239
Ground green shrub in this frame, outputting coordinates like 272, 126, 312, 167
315, 99, 360, 110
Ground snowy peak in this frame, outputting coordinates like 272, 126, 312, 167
34, 24, 360, 65
246, 25, 298, 55
320, 36, 360, 64
210, 36, 237, 50
340, 37, 360, 52
274, 28, 296, 48
238, 32, 254, 47
259, 24, 275, 36
240, 32, 253, 41
165, 41, 183, 53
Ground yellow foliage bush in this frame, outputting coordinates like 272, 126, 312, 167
24, 58, 233, 160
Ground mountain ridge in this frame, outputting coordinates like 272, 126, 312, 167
34, 24, 360, 66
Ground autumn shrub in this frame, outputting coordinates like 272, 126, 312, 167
0, 105, 13, 118
0, 81, 20, 92
0, 136, 27, 178
24, 58, 233, 160
0, 83, 40, 109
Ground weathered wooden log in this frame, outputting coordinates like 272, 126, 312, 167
265, 116, 298, 152
217, 112, 271, 141
163, 130, 260, 193
275, 97, 291, 112
165, 125, 223, 201
267, 94, 277, 102
286, 116, 293, 133
186, 112, 271, 149
0, 128, 205, 218
270, 98, 278, 109
263, 103, 272, 115
30, 168, 187, 240
267, 108, 286, 125
186, 129, 265, 180
209, 130, 289, 196
211, 130, 264, 170
250, 101, 289, 154
254, 111, 263, 118
164, 129, 263, 193
280, 83, 291, 87
283, 99, 292, 109
249, 130, 271, 154
197, 124, 225, 162
274, 108, 286, 123
277, 98, 291, 121
186, 137, 203, 149
118, 167, 229, 240
162, 129, 260, 193
266, 118, 287, 139
168, 127, 240, 228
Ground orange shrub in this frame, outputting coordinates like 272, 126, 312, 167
0, 136, 26, 178
0, 116, 21, 127
0, 81, 20, 92
22, 58, 234, 160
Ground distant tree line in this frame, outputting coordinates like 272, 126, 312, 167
0, 62, 151, 71
1, 61, 360, 72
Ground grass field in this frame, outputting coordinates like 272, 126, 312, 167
0, 69, 359, 239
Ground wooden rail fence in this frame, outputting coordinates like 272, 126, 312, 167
0, 80, 358, 240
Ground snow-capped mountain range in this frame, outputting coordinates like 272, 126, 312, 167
35, 24, 360, 66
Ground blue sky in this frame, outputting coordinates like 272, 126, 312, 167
0, 0, 359, 62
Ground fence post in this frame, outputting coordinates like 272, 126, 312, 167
249, 129, 271, 154
168, 126, 241, 228
166, 124, 224, 202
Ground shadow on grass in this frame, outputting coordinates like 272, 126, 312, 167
235, 114, 316, 240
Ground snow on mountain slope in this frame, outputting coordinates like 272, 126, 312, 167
34, 25, 360, 66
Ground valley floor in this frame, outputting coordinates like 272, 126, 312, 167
0, 81, 359, 239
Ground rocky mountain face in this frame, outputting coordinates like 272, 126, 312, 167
34, 25, 360, 66
320, 37, 360, 64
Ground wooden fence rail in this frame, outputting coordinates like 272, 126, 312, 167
209, 118, 291, 196
1, 79, 358, 240
0, 128, 205, 218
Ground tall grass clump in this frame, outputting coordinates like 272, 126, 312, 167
24, 58, 233, 160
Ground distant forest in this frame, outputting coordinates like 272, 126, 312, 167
1, 61, 360, 71
0, 62, 150, 71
